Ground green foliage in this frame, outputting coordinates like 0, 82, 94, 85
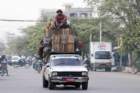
7, 16, 122, 56
6, 36, 28, 55
0, 41, 5, 55
72, 17, 120, 43
6, 23, 45, 55
23, 23, 44, 54
7, 0, 140, 60
85, 0, 140, 66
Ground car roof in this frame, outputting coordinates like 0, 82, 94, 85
50, 54, 82, 60
12, 56, 20, 59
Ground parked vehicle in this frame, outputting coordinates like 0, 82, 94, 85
89, 42, 114, 71
10, 56, 26, 67
18, 58, 26, 67
26, 56, 32, 66
10, 56, 21, 66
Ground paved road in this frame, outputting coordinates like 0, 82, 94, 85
0, 67, 140, 93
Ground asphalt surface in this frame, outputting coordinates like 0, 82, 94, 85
0, 66, 140, 93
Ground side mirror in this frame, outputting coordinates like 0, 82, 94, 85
46, 63, 50, 68
83, 63, 87, 67
82, 61, 87, 67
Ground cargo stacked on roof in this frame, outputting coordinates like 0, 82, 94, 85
38, 21, 82, 60
51, 28, 75, 53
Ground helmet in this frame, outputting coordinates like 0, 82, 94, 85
56, 9, 63, 13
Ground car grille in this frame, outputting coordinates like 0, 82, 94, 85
57, 72, 82, 77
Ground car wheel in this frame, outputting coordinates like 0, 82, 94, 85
75, 84, 81, 89
48, 80, 55, 90
82, 82, 88, 90
105, 67, 111, 72
43, 76, 48, 88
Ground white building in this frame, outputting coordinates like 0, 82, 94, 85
41, 5, 93, 19
65, 5, 93, 19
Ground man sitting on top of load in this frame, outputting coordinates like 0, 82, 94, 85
54, 9, 68, 29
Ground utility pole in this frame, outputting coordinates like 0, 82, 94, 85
119, 36, 123, 69
90, 33, 92, 42
99, 21, 102, 42
99, 10, 103, 43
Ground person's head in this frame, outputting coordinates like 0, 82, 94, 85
1, 55, 6, 59
56, 9, 63, 15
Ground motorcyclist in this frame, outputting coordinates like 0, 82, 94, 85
0, 55, 9, 76
0, 57, 2, 75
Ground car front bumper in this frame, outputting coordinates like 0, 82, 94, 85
50, 76, 89, 83
93, 62, 112, 68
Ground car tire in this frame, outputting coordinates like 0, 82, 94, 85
43, 76, 48, 88
48, 80, 55, 90
105, 67, 111, 72
82, 82, 88, 90
75, 84, 81, 89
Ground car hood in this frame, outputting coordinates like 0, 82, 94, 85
50, 66, 88, 72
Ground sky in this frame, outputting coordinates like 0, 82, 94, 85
0, 0, 86, 42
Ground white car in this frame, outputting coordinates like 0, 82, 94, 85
42, 54, 89, 90
11, 56, 21, 65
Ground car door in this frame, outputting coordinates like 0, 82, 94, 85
44, 60, 51, 80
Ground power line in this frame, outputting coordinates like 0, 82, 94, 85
0, 19, 46, 22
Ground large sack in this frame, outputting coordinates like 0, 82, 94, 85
52, 28, 75, 53
44, 21, 54, 37
52, 31, 61, 52
66, 30, 75, 52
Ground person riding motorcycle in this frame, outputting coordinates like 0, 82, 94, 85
0, 55, 9, 76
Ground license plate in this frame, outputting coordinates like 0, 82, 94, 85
64, 78, 75, 82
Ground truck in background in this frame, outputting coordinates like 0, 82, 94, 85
89, 42, 113, 71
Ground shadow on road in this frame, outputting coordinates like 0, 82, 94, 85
44, 85, 85, 91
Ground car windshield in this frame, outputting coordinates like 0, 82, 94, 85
52, 58, 82, 66
95, 51, 111, 59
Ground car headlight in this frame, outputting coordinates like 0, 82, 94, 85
51, 72, 58, 76
82, 72, 88, 76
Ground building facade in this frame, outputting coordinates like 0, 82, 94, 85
41, 5, 93, 19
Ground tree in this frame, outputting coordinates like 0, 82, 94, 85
20, 11, 122, 56
23, 23, 44, 54
7, 5, 124, 57
6, 35, 29, 55
85, 0, 140, 67
0, 41, 5, 55
6, 12, 47, 56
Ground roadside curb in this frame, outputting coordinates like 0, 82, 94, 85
122, 67, 140, 75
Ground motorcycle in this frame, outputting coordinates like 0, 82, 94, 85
0, 64, 2, 75
0, 63, 8, 76
33, 59, 43, 73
